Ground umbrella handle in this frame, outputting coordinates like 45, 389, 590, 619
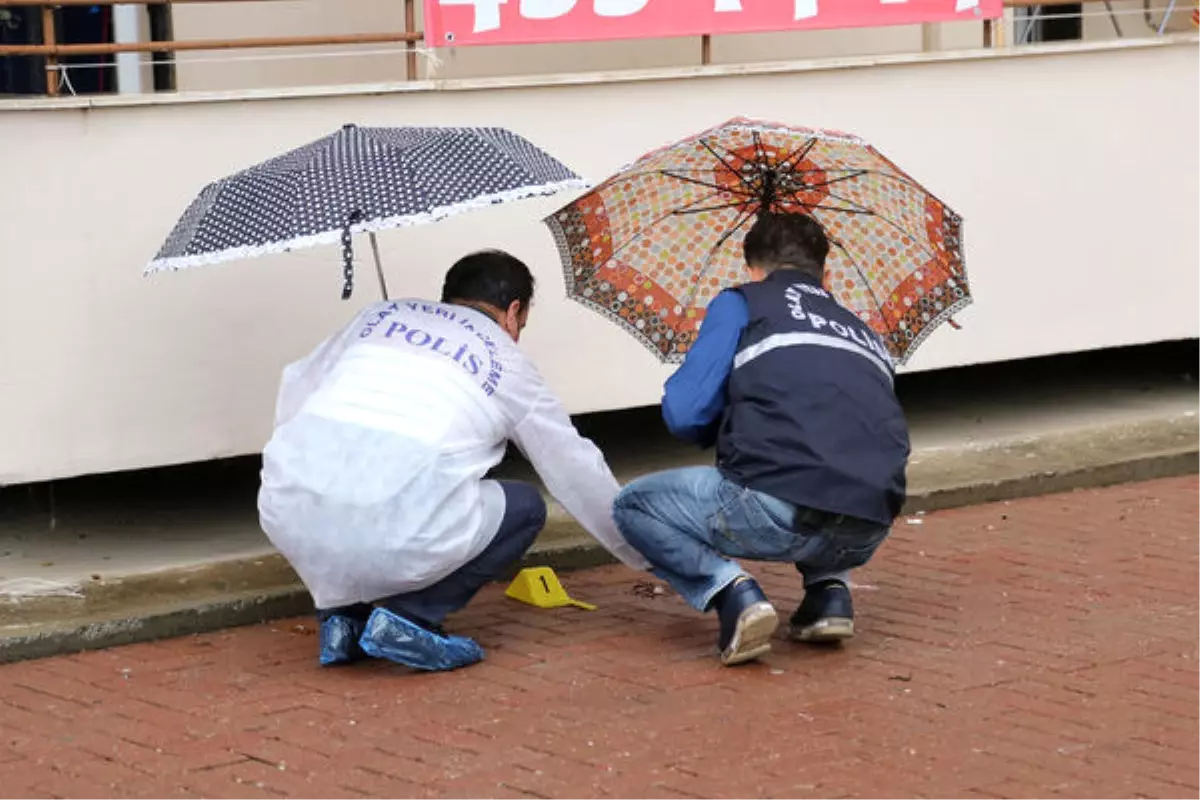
340, 209, 364, 300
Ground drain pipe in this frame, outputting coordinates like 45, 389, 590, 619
112, 3, 143, 94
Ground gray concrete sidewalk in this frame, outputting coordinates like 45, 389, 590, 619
1, 348, 1197, 662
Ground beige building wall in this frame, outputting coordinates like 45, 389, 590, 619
0, 40, 1196, 484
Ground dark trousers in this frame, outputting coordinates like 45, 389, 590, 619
317, 480, 547, 626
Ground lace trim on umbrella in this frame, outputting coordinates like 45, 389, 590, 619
893, 294, 973, 367
144, 178, 589, 275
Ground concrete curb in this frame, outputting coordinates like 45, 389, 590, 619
904, 449, 1199, 514
1, 422, 1196, 664
0, 589, 310, 665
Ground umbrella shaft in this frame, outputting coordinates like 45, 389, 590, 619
762, 170, 777, 211
368, 232, 390, 301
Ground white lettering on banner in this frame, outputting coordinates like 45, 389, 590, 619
435, 0, 989, 38
881, 0, 979, 7
521, 0, 576, 19
795, 0, 818, 20
439, 0, 505, 33
594, 0, 649, 15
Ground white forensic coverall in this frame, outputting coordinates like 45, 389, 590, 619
258, 299, 650, 610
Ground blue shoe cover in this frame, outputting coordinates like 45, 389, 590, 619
319, 615, 367, 666
358, 607, 484, 671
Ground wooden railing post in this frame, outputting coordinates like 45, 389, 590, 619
983, 17, 1008, 47
41, 4, 57, 96
405, 0, 417, 79
0, 31, 425, 57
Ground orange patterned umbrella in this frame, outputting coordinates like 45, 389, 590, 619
545, 117, 969, 365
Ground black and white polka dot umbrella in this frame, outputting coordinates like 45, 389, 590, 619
145, 123, 585, 299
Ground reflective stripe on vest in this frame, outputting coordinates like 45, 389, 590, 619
734, 331, 894, 386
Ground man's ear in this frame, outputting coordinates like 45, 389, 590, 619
503, 299, 525, 340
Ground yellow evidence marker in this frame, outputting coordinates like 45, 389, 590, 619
505, 567, 596, 610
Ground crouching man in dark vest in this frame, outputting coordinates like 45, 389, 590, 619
612, 212, 911, 666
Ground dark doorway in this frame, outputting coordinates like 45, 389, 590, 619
0, 4, 173, 95
0, 5, 45, 94
1018, 3, 1084, 44
58, 4, 116, 95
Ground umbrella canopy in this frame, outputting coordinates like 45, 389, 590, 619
146, 123, 585, 297
545, 117, 969, 365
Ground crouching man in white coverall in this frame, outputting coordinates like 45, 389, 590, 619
258, 250, 649, 671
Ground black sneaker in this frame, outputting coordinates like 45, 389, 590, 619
715, 577, 778, 666
789, 580, 854, 642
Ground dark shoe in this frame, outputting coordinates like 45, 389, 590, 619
358, 607, 485, 672
318, 615, 368, 666
789, 580, 854, 642
715, 577, 778, 666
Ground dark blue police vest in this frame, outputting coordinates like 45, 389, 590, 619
715, 269, 910, 525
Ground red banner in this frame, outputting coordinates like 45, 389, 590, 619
424, 0, 1001, 47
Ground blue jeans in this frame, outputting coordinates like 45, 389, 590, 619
318, 480, 547, 626
612, 467, 890, 612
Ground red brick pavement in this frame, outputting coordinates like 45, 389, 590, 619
1, 477, 1197, 799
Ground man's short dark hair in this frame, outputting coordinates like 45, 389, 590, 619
742, 212, 830, 280
441, 249, 536, 312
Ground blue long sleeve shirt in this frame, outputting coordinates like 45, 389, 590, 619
661, 290, 749, 447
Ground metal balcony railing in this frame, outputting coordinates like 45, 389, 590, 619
0, 0, 1191, 98
0, 0, 422, 96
